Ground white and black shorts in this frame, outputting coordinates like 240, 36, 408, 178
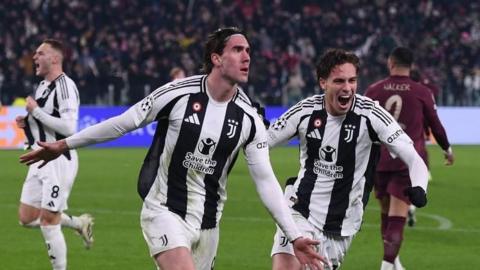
271, 210, 354, 269
20, 150, 78, 212
140, 204, 218, 270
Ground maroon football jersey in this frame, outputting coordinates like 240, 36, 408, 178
365, 75, 450, 172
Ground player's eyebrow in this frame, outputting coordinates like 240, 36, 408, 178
232, 45, 250, 52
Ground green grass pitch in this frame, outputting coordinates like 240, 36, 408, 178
1, 145, 479, 269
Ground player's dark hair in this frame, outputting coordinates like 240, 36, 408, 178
316, 48, 360, 81
389, 47, 413, 68
43, 39, 65, 58
201, 27, 248, 74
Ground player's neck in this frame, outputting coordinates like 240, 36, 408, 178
206, 73, 237, 102
390, 68, 410, 77
45, 68, 63, 82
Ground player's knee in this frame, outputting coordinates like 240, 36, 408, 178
52, 259, 66, 270
18, 219, 29, 227
19, 217, 40, 228
18, 211, 39, 227
40, 211, 61, 225
40, 217, 57, 226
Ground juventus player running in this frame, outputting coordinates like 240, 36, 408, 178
20, 28, 325, 270
16, 39, 93, 270
365, 47, 454, 270
268, 49, 430, 270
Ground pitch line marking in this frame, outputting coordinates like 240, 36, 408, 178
2, 203, 475, 233
365, 206, 453, 230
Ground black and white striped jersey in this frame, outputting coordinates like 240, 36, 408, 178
25, 73, 79, 157
268, 94, 427, 236
126, 75, 270, 230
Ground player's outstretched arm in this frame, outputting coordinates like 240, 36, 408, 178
292, 237, 328, 270
20, 140, 68, 168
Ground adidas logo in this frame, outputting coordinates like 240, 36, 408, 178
184, 113, 200, 125
47, 201, 55, 207
306, 129, 322, 140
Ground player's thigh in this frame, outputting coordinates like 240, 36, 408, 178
271, 211, 316, 257
19, 152, 77, 216
192, 227, 219, 270
52, 151, 78, 200
141, 205, 196, 260
385, 170, 411, 205
39, 208, 62, 225
40, 158, 74, 212
272, 252, 301, 270
154, 247, 195, 270
18, 202, 41, 224
388, 196, 409, 217
374, 171, 390, 200
20, 166, 43, 209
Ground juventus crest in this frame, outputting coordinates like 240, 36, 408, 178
343, 124, 356, 143
226, 119, 239, 138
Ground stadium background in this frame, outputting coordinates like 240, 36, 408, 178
1, 1, 480, 269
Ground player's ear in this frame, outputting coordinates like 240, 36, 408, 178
211, 53, 222, 66
51, 51, 62, 65
387, 57, 394, 70
319, 78, 327, 91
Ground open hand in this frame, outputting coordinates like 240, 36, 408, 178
20, 140, 68, 168
292, 237, 330, 270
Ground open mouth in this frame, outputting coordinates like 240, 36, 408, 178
338, 95, 351, 106
240, 68, 249, 73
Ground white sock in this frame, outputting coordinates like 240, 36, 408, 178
60, 213, 82, 230
40, 224, 67, 270
20, 218, 40, 228
394, 256, 405, 270
380, 260, 394, 270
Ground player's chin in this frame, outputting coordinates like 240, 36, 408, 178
35, 69, 44, 77
238, 75, 249, 83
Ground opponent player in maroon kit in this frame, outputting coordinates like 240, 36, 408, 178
365, 47, 454, 270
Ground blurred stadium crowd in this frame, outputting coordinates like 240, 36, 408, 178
1, 0, 479, 106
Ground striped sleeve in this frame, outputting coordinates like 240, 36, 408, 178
132, 77, 201, 126
56, 75, 80, 120
267, 96, 318, 147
